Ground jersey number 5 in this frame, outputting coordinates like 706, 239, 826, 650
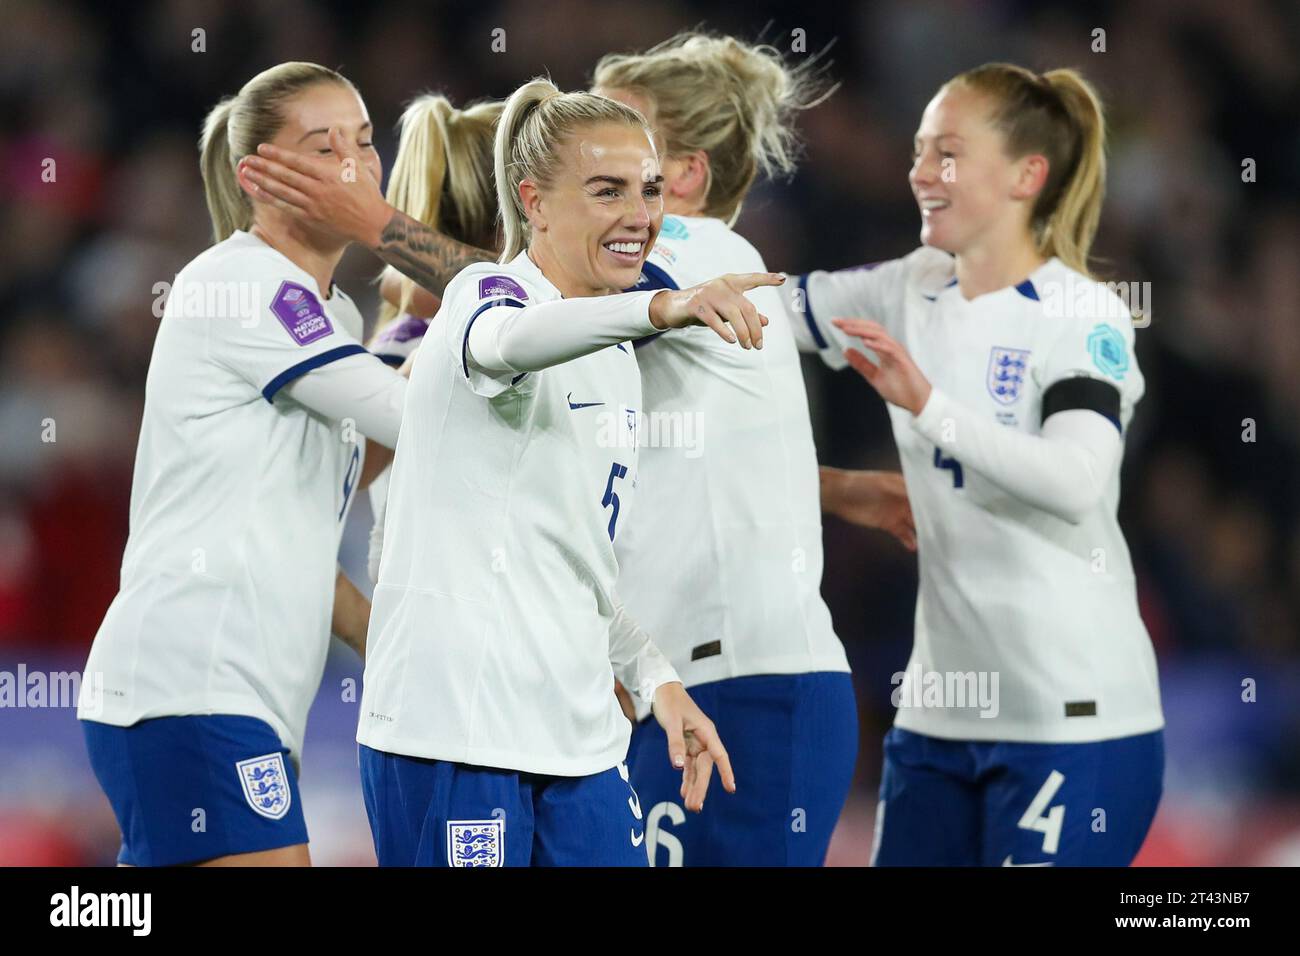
602, 462, 628, 540
933, 447, 964, 489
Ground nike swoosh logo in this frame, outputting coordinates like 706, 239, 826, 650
1002, 855, 1053, 867
631, 829, 645, 847
567, 391, 605, 410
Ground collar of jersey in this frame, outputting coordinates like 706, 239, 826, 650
512, 247, 636, 302
663, 213, 725, 226
926, 256, 1059, 305
511, 249, 566, 300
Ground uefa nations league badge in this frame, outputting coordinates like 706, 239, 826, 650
477, 275, 529, 301
271, 281, 334, 346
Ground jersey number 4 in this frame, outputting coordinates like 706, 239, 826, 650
602, 462, 628, 540
933, 447, 964, 489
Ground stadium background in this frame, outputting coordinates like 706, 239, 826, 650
1, 0, 1298, 865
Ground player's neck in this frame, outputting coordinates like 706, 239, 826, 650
663, 196, 706, 218
954, 235, 1048, 301
526, 240, 613, 299
249, 219, 347, 299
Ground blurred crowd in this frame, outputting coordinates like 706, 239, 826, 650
1, 0, 1298, 863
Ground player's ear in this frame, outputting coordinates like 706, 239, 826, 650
235, 160, 262, 203
1011, 153, 1049, 202
520, 179, 547, 233
668, 150, 710, 203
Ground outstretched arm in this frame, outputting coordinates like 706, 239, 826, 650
607, 596, 735, 812
466, 272, 782, 378
834, 318, 1121, 525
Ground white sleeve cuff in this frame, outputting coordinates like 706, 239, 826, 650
910, 386, 952, 443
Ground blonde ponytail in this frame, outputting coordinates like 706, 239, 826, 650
199, 97, 246, 242
198, 61, 355, 243
495, 77, 650, 262
947, 63, 1107, 275
1040, 69, 1106, 276
380, 94, 502, 324
593, 31, 836, 224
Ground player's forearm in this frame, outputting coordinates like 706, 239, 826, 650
780, 277, 811, 356
367, 496, 388, 587
375, 211, 495, 299
607, 598, 680, 704
331, 569, 370, 659
819, 466, 882, 517
912, 388, 1119, 524
785, 274, 857, 370
358, 439, 392, 490
786, 266, 900, 370
468, 292, 660, 374
283, 353, 406, 449
819, 465, 861, 515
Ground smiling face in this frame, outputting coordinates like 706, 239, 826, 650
523, 121, 663, 296
909, 84, 1044, 257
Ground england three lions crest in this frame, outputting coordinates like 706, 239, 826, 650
987, 346, 1030, 405
447, 819, 504, 867
235, 753, 291, 820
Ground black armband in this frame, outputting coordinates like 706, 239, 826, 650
1041, 376, 1122, 433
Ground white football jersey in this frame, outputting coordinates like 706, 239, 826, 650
358, 252, 677, 777
79, 230, 370, 759
797, 247, 1163, 743
366, 315, 431, 583
615, 215, 848, 693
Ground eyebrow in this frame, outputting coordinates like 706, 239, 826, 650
584, 174, 666, 187
914, 133, 964, 145
297, 121, 373, 144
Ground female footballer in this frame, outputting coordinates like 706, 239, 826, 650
78, 62, 486, 867
789, 63, 1163, 866
354, 79, 779, 866
592, 32, 913, 867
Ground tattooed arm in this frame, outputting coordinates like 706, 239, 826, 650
373, 210, 493, 299
241, 128, 493, 297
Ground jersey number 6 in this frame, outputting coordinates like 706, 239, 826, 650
602, 462, 629, 540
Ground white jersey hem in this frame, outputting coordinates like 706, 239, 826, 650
892, 709, 1164, 744
77, 694, 300, 760
355, 730, 632, 779
672, 651, 851, 689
